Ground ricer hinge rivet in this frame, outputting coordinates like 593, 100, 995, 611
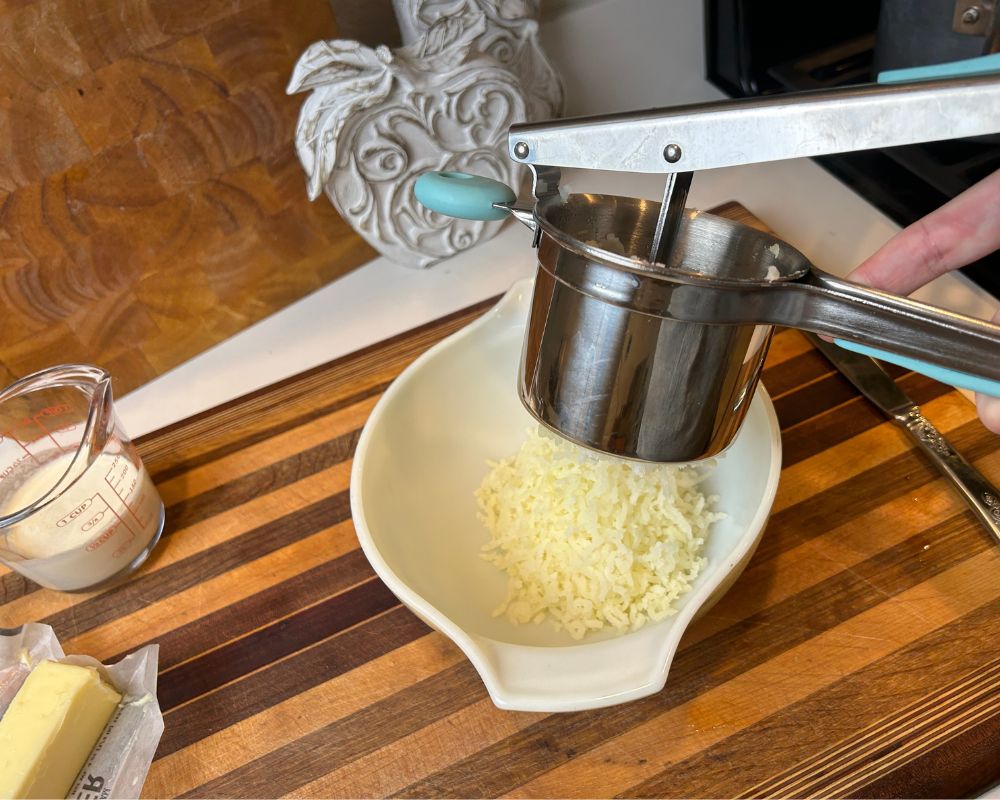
663, 144, 683, 163
962, 6, 981, 23
513, 141, 530, 159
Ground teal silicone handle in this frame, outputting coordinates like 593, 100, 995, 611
414, 172, 516, 221
833, 339, 1000, 397
878, 52, 1000, 84
866, 55, 1000, 396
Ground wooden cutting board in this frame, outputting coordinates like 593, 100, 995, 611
1, 204, 998, 799
0, 0, 375, 396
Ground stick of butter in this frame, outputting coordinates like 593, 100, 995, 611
0, 660, 121, 799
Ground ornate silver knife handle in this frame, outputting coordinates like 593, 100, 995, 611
897, 409, 1000, 544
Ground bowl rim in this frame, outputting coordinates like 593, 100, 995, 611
350, 278, 783, 711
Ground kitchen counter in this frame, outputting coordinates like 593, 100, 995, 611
51, 271, 1000, 798
106, 1, 999, 795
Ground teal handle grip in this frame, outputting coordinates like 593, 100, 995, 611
414, 171, 516, 221
878, 52, 1000, 84
866, 56, 1000, 396
833, 339, 1000, 397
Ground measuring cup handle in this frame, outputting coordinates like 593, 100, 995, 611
414, 172, 516, 221
832, 341, 1000, 398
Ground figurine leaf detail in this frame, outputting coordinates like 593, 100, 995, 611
415, 10, 488, 68
287, 41, 396, 200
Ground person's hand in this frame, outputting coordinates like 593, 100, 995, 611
846, 168, 1000, 433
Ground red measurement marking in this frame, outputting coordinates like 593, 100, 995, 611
1, 430, 41, 465
103, 458, 142, 525
31, 413, 66, 455
87, 492, 135, 558
0, 453, 31, 483
57, 497, 94, 527
94, 487, 138, 536
81, 507, 108, 533
85, 517, 117, 552
34, 404, 71, 420
135, 486, 151, 526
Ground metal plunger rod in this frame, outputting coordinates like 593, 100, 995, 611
649, 170, 693, 265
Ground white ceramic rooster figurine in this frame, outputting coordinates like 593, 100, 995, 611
288, 0, 563, 268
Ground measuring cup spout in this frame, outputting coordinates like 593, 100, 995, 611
0, 366, 114, 522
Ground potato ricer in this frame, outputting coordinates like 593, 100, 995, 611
416, 60, 1000, 462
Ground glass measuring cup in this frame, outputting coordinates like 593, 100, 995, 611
0, 365, 164, 591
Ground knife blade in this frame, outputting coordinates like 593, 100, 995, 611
807, 334, 1000, 545
809, 335, 915, 419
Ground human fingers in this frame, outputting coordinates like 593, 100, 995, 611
847, 168, 1000, 294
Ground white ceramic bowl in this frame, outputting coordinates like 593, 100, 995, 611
350, 279, 782, 712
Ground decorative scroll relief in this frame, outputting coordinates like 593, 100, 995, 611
983, 492, 1000, 523
393, 0, 564, 121
902, 410, 954, 458
289, 3, 561, 268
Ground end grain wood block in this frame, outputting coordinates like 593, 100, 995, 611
0, 0, 376, 395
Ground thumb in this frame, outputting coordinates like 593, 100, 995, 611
975, 307, 1000, 434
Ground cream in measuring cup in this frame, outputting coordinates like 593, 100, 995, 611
0, 366, 164, 592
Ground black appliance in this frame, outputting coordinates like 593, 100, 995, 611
704, 0, 1000, 299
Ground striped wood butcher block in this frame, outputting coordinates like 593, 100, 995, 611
1, 204, 998, 799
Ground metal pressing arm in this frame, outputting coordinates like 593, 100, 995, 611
506, 73, 1000, 174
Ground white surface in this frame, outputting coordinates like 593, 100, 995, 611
350, 279, 782, 711
117, 0, 998, 438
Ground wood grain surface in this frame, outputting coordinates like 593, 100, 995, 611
2, 204, 999, 799
0, 0, 375, 395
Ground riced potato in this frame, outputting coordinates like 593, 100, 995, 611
476, 428, 722, 640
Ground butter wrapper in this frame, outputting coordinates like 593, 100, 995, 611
0, 622, 163, 799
